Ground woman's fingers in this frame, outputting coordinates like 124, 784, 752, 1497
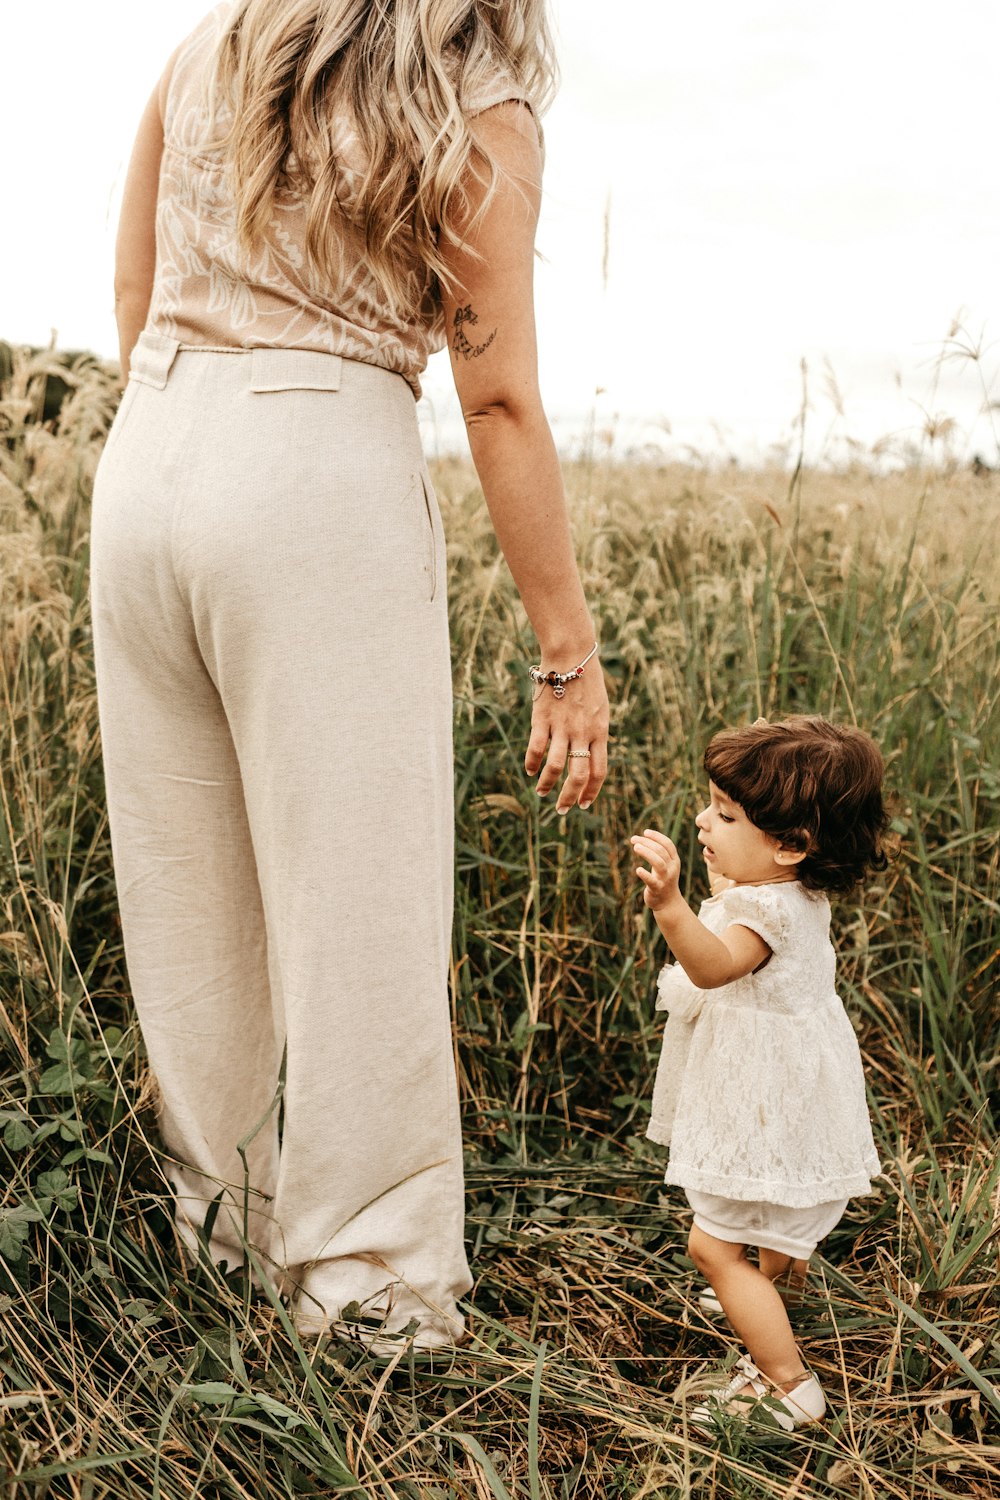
555, 743, 593, 815
578, 738, 607, 809
536, 731, 569, 797
532, 724, 609, 810
526, 712, 605, 808
524, 717, 550, 777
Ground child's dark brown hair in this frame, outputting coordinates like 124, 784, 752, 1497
703, 716, 889, 895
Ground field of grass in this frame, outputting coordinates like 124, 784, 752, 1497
1, 344, 998, 1498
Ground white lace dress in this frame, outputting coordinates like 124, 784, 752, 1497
646, 882, 882, 1207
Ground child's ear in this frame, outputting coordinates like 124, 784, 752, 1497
774, 833, 810, 867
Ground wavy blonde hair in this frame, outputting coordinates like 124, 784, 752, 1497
213, 0, 556, 310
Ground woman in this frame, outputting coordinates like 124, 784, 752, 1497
90, 0, 609, 1349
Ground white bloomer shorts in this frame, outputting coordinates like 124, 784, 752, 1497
685, 1188, 850, 1260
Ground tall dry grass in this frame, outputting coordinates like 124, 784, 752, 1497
0, 343, 998, 1498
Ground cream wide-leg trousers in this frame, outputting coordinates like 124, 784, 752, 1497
89, 331, 472, 1343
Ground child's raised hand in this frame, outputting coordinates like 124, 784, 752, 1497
630, 829, 682, 911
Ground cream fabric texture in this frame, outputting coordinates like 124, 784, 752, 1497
684, 1188, 851, 1260
647, 882, 882, 1206
149, 1, 533, 399
90, 334, 472, 1343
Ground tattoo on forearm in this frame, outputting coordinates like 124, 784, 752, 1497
452, 303, 497, 360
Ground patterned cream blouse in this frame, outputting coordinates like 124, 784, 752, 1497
147, 2, 532, 398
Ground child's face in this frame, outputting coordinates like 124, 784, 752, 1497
695, 781, 799, 885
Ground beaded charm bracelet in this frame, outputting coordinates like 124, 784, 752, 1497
528, 641, 599, 698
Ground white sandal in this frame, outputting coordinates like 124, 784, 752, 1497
690, 1354, 826, 1432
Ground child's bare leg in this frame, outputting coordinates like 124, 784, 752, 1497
758, 1248, 810, 1305
689, 1225, 808, 1389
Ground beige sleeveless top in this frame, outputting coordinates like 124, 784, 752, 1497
147, 2, 532, 398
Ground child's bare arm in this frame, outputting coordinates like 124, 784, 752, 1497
630, 829, 770, 988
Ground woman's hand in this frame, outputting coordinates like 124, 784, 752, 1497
630, 829, 682, 911
525, 654, 609, 813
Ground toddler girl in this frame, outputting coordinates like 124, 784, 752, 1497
631, 716, 888, 1432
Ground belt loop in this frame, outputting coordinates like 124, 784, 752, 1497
129, 331, 181, 389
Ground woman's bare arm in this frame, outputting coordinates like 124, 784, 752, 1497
438, 103, 609, 813
114, 71, 171, 379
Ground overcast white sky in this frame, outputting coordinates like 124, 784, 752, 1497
5, 0, 998, 463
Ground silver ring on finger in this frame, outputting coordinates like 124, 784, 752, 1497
568, 748, 592, 759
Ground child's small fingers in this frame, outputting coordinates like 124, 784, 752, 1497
637, 835, 678, 868
642, 829, 676, 852
631, 836, 665, 864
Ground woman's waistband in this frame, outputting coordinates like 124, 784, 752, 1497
127, 330, 412, 398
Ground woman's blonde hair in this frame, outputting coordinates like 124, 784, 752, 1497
213, 0, 556, 311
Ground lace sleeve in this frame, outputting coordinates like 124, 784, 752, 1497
655, 963, 707, 1021
717, 884, 790, 953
